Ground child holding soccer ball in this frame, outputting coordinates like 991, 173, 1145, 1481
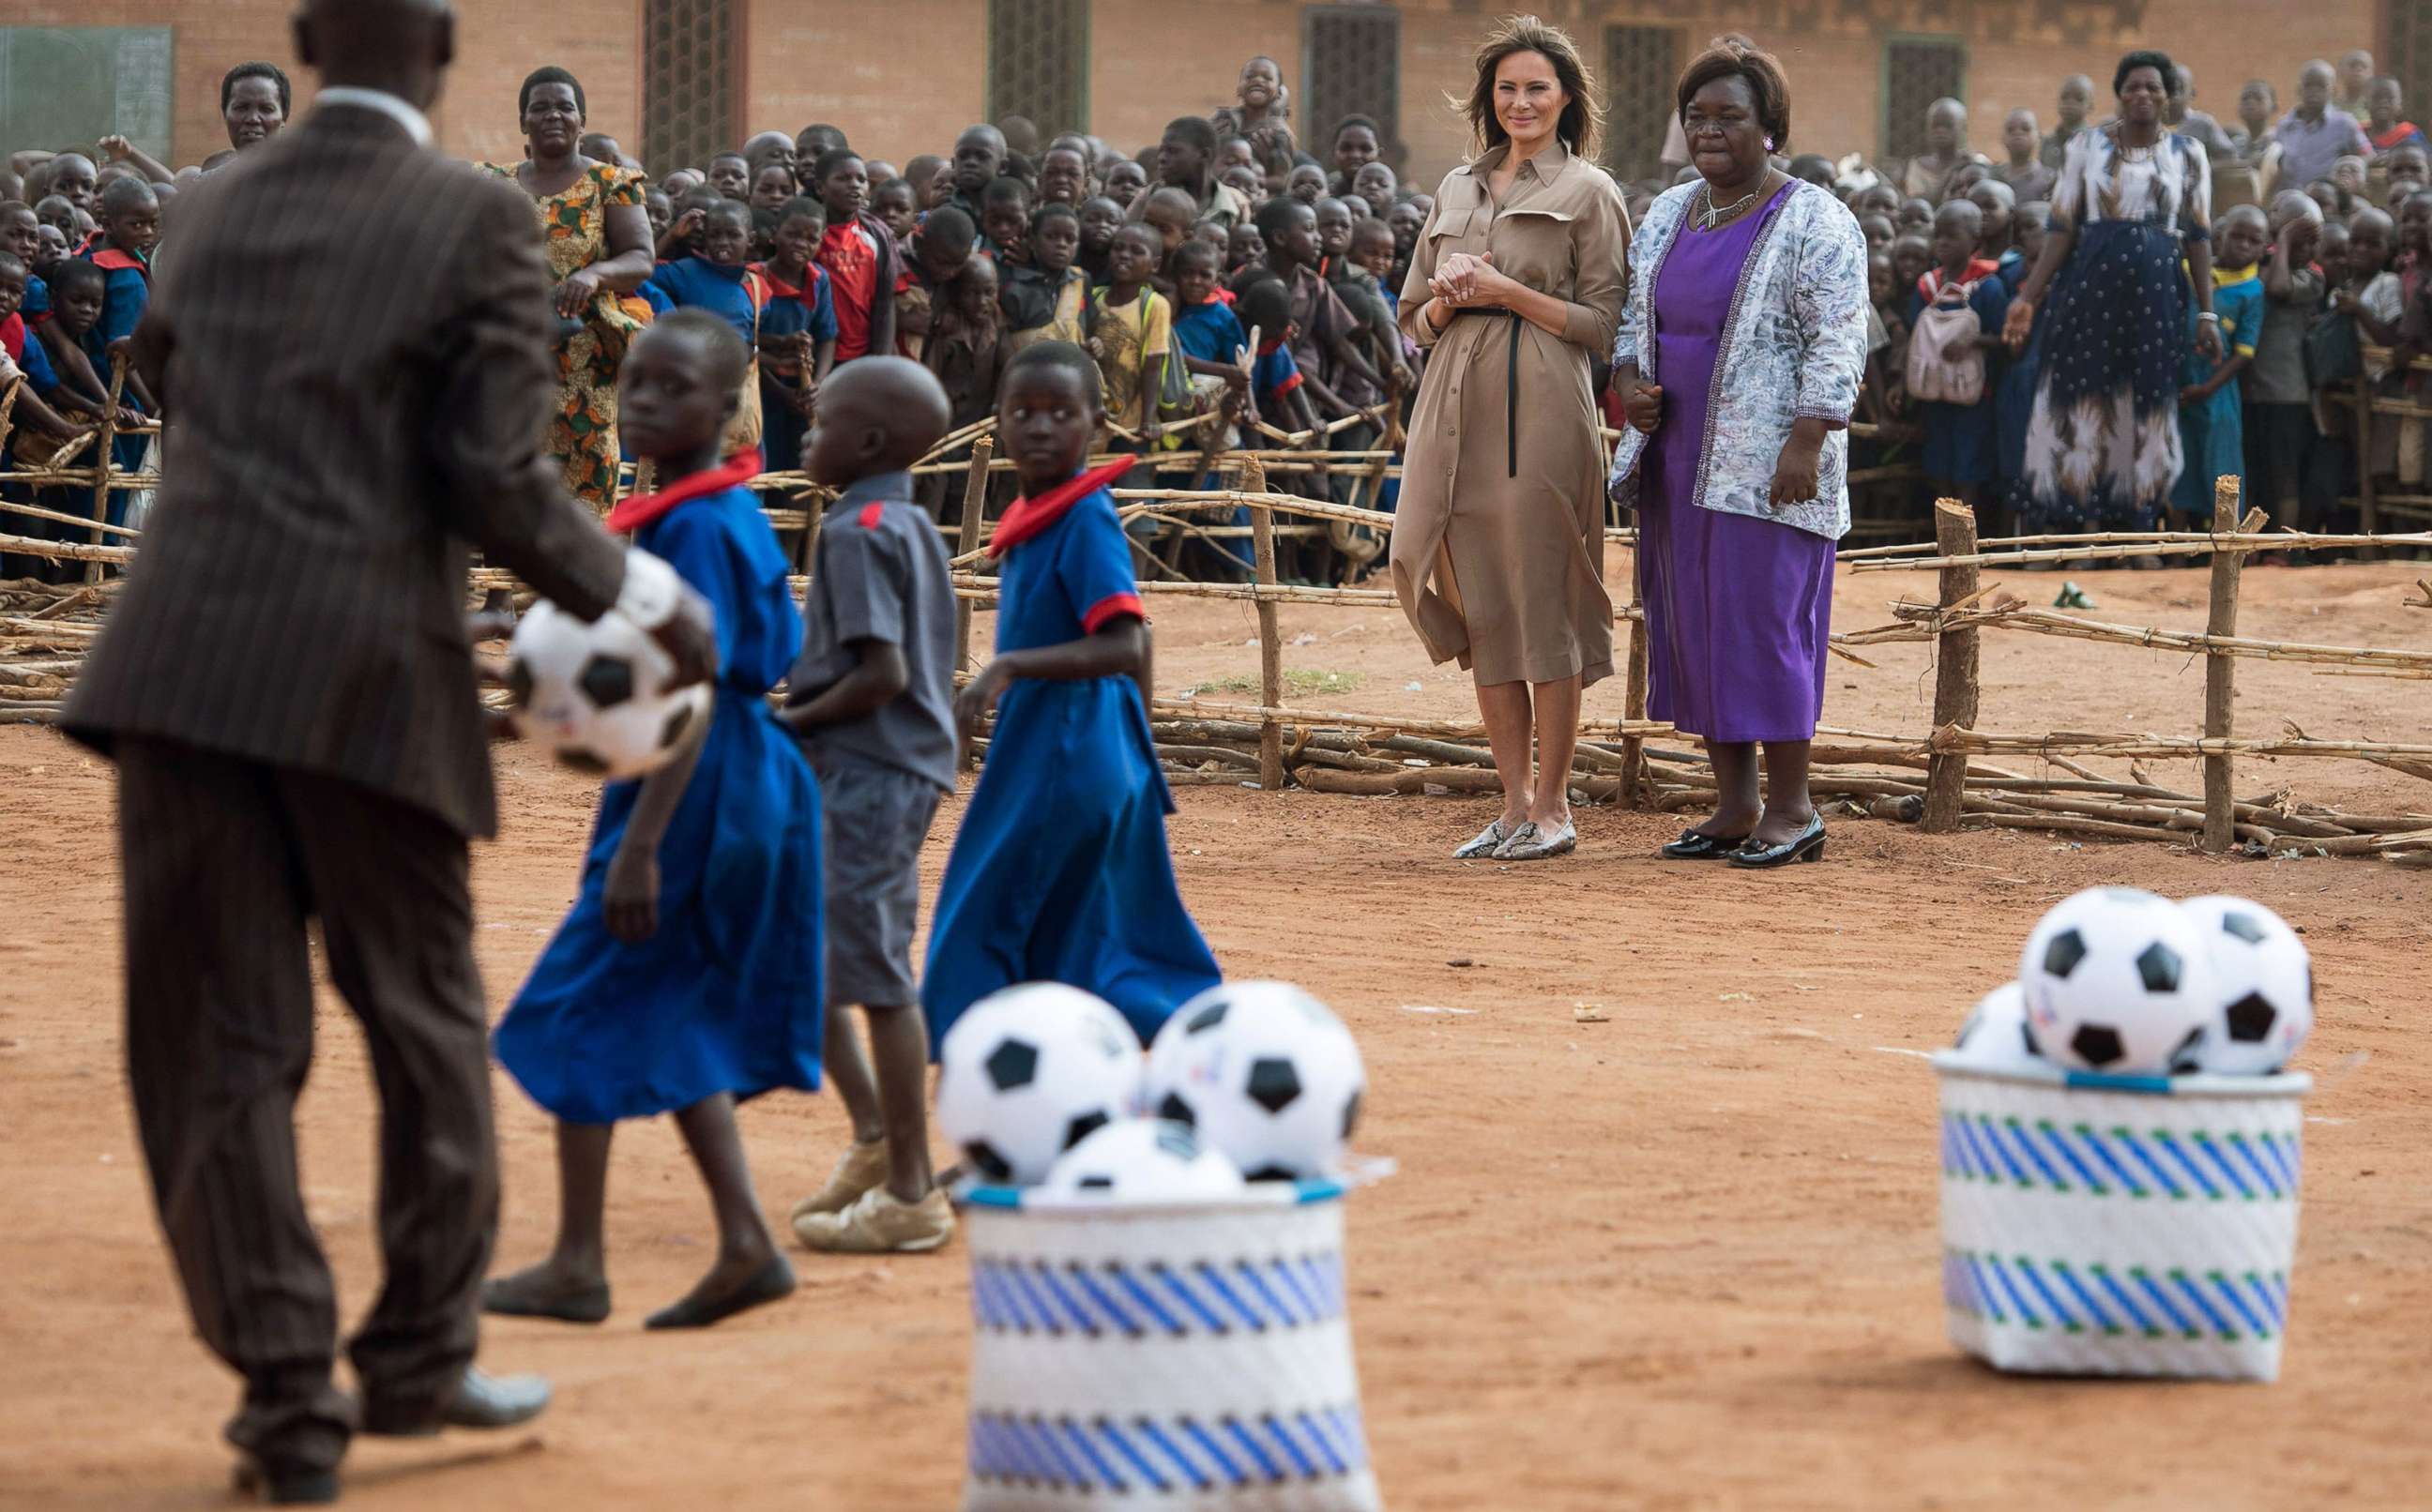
921, 341, 1224, 1047
486, 311, 823, 1330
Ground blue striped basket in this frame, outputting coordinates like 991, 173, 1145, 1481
954, 1181, 1382, 1511
1932, 1052, 2310, 1382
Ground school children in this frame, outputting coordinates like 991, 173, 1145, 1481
643, 200, 769, 461
980, 175, 1034, 268
1906, 201, 2009, 514
925, 253, 1009, 433
1001, 202, 1089, 352
923, 341, 1224, 1045
1077, 195, 1123, 286
2247, 195, 2329, 538
893, 204, 978, 362
779, 357, 960, 1253
486, 312, 821, 1330
811, 147, 900, 364
752, 198, 839, 474
1089, 222, 1174, 442
2173, 204, 2266, 523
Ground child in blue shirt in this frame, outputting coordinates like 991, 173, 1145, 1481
486, 311, 821, 1332
1906, 201, 2010, 516
751, 198, 838, 474
924, 342, 1223, 1046
645, 201, 768, 461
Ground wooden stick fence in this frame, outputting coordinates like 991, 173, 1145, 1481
7, 405, 2428, 856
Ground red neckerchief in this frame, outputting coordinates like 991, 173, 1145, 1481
605, 451, 764, 535
1917, 259, 1999, 302
0, 312, 22, 362
90, 247, 149, 279
750, 260, 821, 300
2373, 122, 2423, 150
988, 458, 1134, 558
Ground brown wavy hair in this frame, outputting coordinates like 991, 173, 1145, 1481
1460, 15, 1604, 159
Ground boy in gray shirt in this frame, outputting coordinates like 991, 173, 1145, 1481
2247, 196, 2328, 539
781, 357, 961, 1254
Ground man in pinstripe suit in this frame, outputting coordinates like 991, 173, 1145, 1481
61, 2, 715, 1503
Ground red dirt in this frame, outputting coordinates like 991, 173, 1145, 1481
2, 555, 2428, 1509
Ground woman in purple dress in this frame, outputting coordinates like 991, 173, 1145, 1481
1608, 39, 1872, 868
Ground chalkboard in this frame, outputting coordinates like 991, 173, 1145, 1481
0, 26, 175, 166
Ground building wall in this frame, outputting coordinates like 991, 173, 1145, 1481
0, 1, 2386, 185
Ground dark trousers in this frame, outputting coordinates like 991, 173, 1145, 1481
116, 738, 495, 1474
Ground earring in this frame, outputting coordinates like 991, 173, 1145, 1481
1764, 136, 1776, 152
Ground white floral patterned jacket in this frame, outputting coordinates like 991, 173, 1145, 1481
1607, 179, 1871, 541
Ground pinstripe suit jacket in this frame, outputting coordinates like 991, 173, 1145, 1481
64, 104, 627, 839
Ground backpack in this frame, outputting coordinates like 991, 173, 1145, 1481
1906, 277, 1986, 406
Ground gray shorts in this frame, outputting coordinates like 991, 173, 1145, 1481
811, 750, 945, 1011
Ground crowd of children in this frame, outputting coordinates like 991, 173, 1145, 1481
14, 50, 2432, 581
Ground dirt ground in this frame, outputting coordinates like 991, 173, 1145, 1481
2, 555, 2428, 1510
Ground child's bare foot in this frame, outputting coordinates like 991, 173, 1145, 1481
481, 1260, 610, 1324
643, 1249, 795, 1330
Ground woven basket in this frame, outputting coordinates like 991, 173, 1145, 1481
957, 1181, 1381, 1511
1933, 1053, 2310, 1382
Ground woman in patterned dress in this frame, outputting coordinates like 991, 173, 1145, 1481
485, 67, 656, 511
2004, 50, 2220, 537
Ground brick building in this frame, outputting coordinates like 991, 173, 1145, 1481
0, 1, 2409, 189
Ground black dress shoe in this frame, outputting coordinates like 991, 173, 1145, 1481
1660, 827, 1750, 860
233, 1456, 340, 1505
362, 1366, 552, 1437
1729, 812, 1827, 869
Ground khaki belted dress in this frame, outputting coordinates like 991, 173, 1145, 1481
1391, 140, 1630, 688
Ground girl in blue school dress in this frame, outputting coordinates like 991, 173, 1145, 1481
487, 311, 821, 1332
925, 340, 1223, 1046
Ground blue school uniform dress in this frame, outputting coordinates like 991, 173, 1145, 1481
80, 248, 154, 522
1908, 265, 2010, 487
495, 462, 825, 1124
752, 260, 838, 474
643, 256, 763, 346
1172, 297, 1247, 368
922, 460, 1223, 1046
2171, 265, 2262, 517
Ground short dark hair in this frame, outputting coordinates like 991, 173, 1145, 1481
798, 123, 850, 156
1253, 195, 1310, 237
221, 62, 290, 116
704, 198, 752, 229
1676, 37, 1792, 151
1333, 114, 1379, 140
921, 204, 976, 248
1237, 274, 1291, 332
1465, 15, 1604, 158
1031, 201, 1079, 232
1002, 339, 1105, 407
519, 66, 586, 120
873, 175, 915, 203
709, 150, 750, 170
812, 147, 863, 187
2115, 50, 2176, 98
776, 195, 827, 227
47, 256, 104, 298
1163, 116, 1219, 157
647, 308, 752, 395
99, 176, 157, 219
983, 174, 1032, 208
1172, 236, 1222, 270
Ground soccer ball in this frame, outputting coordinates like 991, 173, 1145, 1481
2017, 887, 2216, 1075
507, 571, 710, 780
935, 983, 1143, 1186
1953, 981, 2046, 1071
1041, 1118, 1246, 1204
1143, 980, 1364, 1182
2179, 896, 2315, 1075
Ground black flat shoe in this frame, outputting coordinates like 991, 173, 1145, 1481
1729, 812, 1827, 869
482, 1270, 611, 1324
1660, 827, 1751, 860
645, 1254, 797, 1330
233, 1456, 339, 1505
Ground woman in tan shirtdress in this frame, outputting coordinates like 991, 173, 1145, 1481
1393, 16, 1629, 861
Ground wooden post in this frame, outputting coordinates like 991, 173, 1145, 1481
2203, 475, 2244, 853
84, 355, 128, 585
2353, 373, 2379, 543
1922, 500, 1981, 832
1245, 456, 1284, 792
1619, 530, 1650, 808
952, 437, 995, 670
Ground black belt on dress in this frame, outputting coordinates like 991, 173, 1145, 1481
1452, 307, 1522, 479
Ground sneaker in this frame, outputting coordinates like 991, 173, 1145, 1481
788, 1139, 889, 1226
792, 1186, 956, 1254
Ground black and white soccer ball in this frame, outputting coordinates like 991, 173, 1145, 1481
935, 983, 1143, 1186
506, 567, 710, 780
1953, 981, 2047, 1072
2178, 895, 2315, 1075
1142, 980, 1364, 1182
2016, 887, 2215, 1075
1041, 1117, 1246, 1204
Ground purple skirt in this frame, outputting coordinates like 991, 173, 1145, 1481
1637, 185, 1836, 744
